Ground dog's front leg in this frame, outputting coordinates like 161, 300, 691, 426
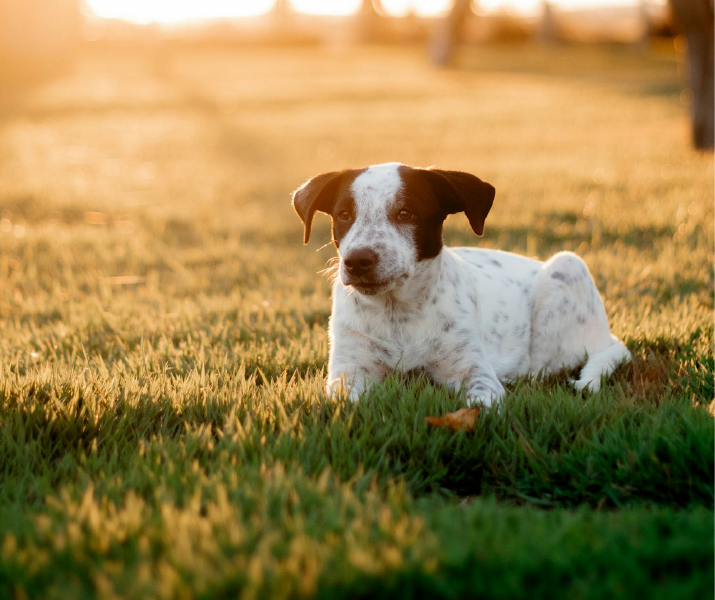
463, 371, 505, 409
429, 339, 505, 409
326, 330, 386, 402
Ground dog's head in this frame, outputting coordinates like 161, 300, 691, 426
292, 162, 495, 296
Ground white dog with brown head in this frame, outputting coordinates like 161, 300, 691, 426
293, 162, 630, 408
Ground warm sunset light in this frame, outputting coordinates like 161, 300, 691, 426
84, 0, 278, 24
379, 0, 453, 17
1, 0, 711, 592
84, 0, 652, 23
478, 0, 651, 15
290, 0, 363, 16
83, 0, 450, 22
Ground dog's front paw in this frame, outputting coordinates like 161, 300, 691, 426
570, 376, 601, 394
465, 379, 505, 410
325, 376, 369, 402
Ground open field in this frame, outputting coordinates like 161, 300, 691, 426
0, 43, 713, 598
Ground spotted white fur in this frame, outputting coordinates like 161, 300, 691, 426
336, 163, 416, 294
299, 163, 631, 408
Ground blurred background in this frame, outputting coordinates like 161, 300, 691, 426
0, 0, 711, 347
0, 0, 687, 48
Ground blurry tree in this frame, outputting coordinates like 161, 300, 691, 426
669, 0, 714, 150
536, 1, 561, 45
357, 0, 386, 42
635, 0, 651, 51
430, 0, 472, 66
273, 0, 291, 15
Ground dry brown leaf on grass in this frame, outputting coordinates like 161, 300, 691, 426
425, 407, 481, 431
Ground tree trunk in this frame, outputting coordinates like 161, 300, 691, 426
430, 0, 472, 66
356, 0, 384, 43
635, 0, 651, 52
669, 0, 714, 150
536, 1, 560, 45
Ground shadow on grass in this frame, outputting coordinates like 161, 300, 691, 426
532, 333, 713, 405
2, 341, 712, 511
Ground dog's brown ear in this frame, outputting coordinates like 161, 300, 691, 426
422, 168, 495, 236
292, 170, 347, 244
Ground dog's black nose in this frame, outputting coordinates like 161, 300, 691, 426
344, 249, 378, 277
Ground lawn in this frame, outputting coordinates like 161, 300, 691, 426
0, 42, 712, 599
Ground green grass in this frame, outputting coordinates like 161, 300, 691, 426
0, 42, 713, 599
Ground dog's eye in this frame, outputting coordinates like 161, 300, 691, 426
397, 209, 413, 221
338, 211, 352, 221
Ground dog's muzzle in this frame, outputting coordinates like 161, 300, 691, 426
342, 248, 389, 294
343, 248, 377, 278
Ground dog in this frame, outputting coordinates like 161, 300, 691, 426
292, 162, 631, 408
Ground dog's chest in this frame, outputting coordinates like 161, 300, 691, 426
343, 299, 441, 372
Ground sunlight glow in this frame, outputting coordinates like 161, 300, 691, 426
290, 0, 362, 16
380, 0, 453, 17
85, 0, 650, 24
478, 0, 646, 15
85, 0, 277, 24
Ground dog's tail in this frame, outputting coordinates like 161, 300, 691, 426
574, 336, 631, 392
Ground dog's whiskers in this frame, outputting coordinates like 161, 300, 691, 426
315, 241, 334, 252
319, 257, 340, 285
